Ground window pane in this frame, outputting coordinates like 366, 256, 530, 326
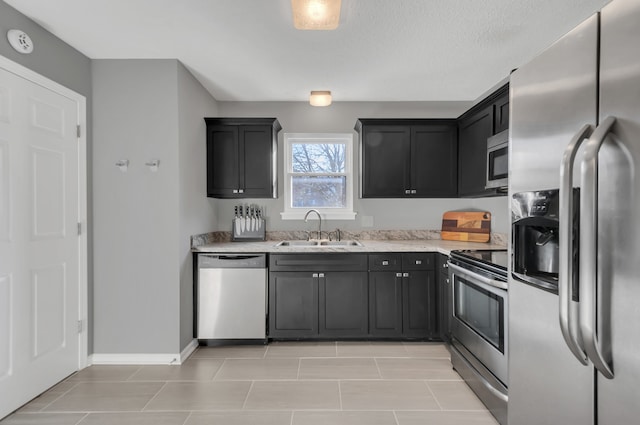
291, 143, 346, 173
291, 175, 346, 208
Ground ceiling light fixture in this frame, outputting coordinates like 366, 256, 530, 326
309, 91, 332, 106
292, 0, 341, 30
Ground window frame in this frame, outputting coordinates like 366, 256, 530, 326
280, 133, 356, 220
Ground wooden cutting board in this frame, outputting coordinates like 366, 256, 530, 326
441, 211, 491, 243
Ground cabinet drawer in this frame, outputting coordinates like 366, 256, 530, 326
369, 254, 402, 271
269, 254, 368, 272
402, 253, 435, 270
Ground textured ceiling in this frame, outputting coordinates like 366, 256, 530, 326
4, 0, 610, 102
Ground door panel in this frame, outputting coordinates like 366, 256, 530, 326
597, 0, 640, 422
0, 66, 80, 420
362, 125, 410, 197
508, 13, 599, 425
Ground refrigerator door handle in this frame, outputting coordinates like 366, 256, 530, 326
559, 124, 593, 365
580, 116, 616, 379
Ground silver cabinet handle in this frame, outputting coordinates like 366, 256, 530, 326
410, 189, 417, 194
559, 124, 592, 366
382, 260, 389, 266
318, 273, 325, 278
238, 189, 244, 194
396, 273, 402, 278
580, 116, 616, 379
403, 272, 409, 278
312, 273, 319, 278
415, 260, 422, 265
404, 189, 411, 194
232, 189, 239, 194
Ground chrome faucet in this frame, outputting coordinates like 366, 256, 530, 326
304, 209, 322, 240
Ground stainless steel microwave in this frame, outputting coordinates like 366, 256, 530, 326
486, 130, 509, 190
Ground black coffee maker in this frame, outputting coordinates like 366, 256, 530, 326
512, 189, 579, 293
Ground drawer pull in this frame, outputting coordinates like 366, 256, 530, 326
382, 260, 389, 266
415, 260, 422, 265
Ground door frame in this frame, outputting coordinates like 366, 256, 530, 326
0, 54, 88, 369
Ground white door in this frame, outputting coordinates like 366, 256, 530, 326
0, 64, 82, 419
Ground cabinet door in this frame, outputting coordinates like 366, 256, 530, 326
269, 272, 318, 338
493, 91, 510, 134
457, 104, 493, 197
402, 271, 437, 338
206, 125, 239, 197
369, 271, 403, 336
411, 124, 458, 197
436, 254, 450, 341
240, 125, 274, 197
361, 125, 411, 197
319, 272, 368, 337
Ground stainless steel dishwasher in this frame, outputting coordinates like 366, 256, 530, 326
196, 254, 267, 341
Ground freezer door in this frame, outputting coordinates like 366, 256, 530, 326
596, 0, 640, 422
508, 13, 599, 425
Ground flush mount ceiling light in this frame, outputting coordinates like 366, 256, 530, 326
292, 0, 342, 30
309, 91, 332, 106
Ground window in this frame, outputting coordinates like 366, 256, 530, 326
281, 133, 356, 220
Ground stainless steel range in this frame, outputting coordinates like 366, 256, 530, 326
448, 249, 508, 425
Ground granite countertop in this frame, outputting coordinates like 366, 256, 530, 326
193, 239, 506, 256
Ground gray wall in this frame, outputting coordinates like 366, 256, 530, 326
217, 101, 510, 234
0, 2, 96, 349
93, 59, 217, 355
177, 62, 219, 350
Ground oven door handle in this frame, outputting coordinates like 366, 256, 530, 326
559, 123, 592, 366
448, 262, 507, 290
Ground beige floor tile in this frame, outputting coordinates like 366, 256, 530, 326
265, 342, 337, 358
191, 345, 267, 359
336, 342, 410, 357
129, 358, 224, 381
65, 366, 141, 382
292, 411, 397, 425
244, 381, 340, 410
185, 411, 293, 425
0, 413, 87, 425
143, 381, 251, 411
427, 381, 487, 410
214, 358, 299, 380
42, 382, 163, 412
375, 358, 461, 380
402, 342, 451, 358
298, 358, 380, 380
78, 412, 189, 425
340, 380, 439, 410
395, 410, 499, 425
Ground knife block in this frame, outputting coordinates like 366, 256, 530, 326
232, 217, 266, 241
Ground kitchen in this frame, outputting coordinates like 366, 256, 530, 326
0, 0, 636, 424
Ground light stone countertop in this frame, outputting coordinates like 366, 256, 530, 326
193, 239, 506, 256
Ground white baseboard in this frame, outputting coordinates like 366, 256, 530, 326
180, 339, 199, 363
89, 339, 199, 366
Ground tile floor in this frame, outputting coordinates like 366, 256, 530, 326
1, 341, 498, 425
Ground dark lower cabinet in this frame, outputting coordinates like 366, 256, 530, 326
402, 270, 437, 337
368, 253, 438, 339
319, 272, 368, 337
269, 272, 318, 338
436, 253, 451, 341
369, 271, 403, 336
268, 254, 368, 339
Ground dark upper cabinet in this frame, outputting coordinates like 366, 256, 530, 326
456, 84, 509, 198
355, 119, 457, 198
205, 118, 281, 199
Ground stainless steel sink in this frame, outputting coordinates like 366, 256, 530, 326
274, 240, 320, 247
319, 240, 363, 246
274, 240, 363, 247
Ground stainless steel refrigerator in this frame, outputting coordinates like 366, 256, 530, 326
509, 0, 640, 423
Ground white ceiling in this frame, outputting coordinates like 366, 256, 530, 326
5, 0, 610, 102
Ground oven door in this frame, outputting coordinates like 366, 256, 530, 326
449, 262, 508, 385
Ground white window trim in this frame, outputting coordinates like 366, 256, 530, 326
281, 133, 357, 220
